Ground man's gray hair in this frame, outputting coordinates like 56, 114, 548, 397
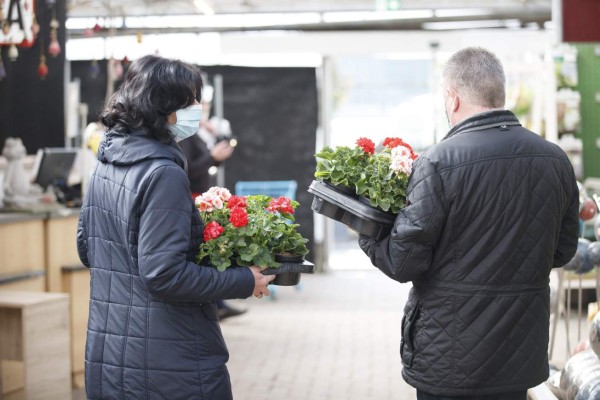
443, 47, 506, 109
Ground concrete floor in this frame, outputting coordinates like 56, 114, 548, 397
71, 253, 593, 400
222, 270, 416, 400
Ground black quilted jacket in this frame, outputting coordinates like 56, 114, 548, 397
77, 129, 254, 400
360, 110, 579, 396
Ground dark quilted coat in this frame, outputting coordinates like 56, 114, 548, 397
360, 110, 579, 396
77, 129, 255, 400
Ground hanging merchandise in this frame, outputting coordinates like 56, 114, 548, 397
89, 59, 100, 79
47, 3, 60, 57
0, 0, 37, 48
38, 54, 47, 78
31, 14, 39, 36
0, 56, 6, 80
8, 43, 18, 60
136, 32, 142, 44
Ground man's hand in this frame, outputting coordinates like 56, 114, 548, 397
210, 140, 234, 162
358, 234, 376, 253
249, 266, 276, 298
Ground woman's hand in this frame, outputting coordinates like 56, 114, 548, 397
249, 266, 276, 298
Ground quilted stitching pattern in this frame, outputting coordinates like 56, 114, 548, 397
77, 131, 252, 400
361, 111, 579, 397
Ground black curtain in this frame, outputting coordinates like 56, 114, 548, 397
73, 63, 319, 257
70, 59, 109, 125
202, 66, 318, 257
0, 0, 67, 154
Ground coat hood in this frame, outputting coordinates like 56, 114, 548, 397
97, 128, 187, 170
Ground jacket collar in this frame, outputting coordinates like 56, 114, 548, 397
443, 110, 521, 141
98, 128, 187, 171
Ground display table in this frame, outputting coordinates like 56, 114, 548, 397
61, 264, 90, 388
0, 208, 88, 389
45, 209, 81, 292
0, 214, 46, 292
0, 291, 71, 400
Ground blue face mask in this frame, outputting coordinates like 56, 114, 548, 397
169, 104, 202, 142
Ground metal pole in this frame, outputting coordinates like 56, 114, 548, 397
213, 74, 225, 188
566, 276, 572, 355
578, 274, 583, 342
549, 268, 564, 360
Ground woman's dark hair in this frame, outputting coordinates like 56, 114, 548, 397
101, 55, 203, 142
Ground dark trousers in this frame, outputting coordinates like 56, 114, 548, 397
416, 389, 527, 400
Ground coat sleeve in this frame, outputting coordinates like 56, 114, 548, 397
179, 137, 218, 188
137, 165, 254, 302
359, 156, 448, 283
76, 207, 90, 268
553, 170, 580, 268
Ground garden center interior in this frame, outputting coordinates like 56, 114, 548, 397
1, 0, 600, 399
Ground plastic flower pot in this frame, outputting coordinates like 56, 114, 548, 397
357, 195, 396, 216
323, 180, 358, 199
308, 180, 396, 240
261, 254, 315, 286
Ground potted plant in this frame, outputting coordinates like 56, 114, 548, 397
195, 187, 312, 285
356, 137, 417, 214
313, 137, 375, 197
309, 137, 417, 239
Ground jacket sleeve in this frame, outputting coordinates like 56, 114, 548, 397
179, 137, 218, 187
137, 165, 254, 302
359, 156, 448, 283
553, 172, 580, 268
76, 207, 90, 268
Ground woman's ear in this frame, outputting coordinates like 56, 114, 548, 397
167, 111, 177, 125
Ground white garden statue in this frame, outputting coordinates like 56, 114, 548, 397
2, 137, 43, 209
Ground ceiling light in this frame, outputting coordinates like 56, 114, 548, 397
322, 10, 434, 23
193, 0, 215, 16
422, 20, 509, 30
433, 8, 492, 18
121, 13, 322, 29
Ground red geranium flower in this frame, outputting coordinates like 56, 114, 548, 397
356, 137, 375, 155
227, 195, 247, 209
229, 207, 249, 228
203, 221, 225, 242
383, 137, 418, 160
267, 196, 294, 215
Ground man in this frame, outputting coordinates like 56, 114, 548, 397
359, 47, 579, 400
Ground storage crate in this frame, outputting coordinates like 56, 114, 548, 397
235, 180, 297, 200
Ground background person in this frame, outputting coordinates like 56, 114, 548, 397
359, 47, 579, 400
77, 55, 274, 400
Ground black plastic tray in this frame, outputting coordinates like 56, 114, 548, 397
261, 261, 314, 286
307, 180, 396, 240
261, 260, 315, 275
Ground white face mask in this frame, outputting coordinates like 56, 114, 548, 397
169, 104, 202, 142
444, 93, 455, 129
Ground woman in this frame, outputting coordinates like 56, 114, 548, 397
77, 55, 274, 400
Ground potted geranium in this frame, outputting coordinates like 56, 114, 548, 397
356, 137, 417, 214
313, 137, 376, 197
309, 137, 417, 239
196, 187, 311, 285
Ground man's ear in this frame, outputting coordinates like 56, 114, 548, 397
451, 95, 460, 113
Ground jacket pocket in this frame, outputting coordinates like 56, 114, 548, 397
401, 304, 421, 368
200, 366, 233, 400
